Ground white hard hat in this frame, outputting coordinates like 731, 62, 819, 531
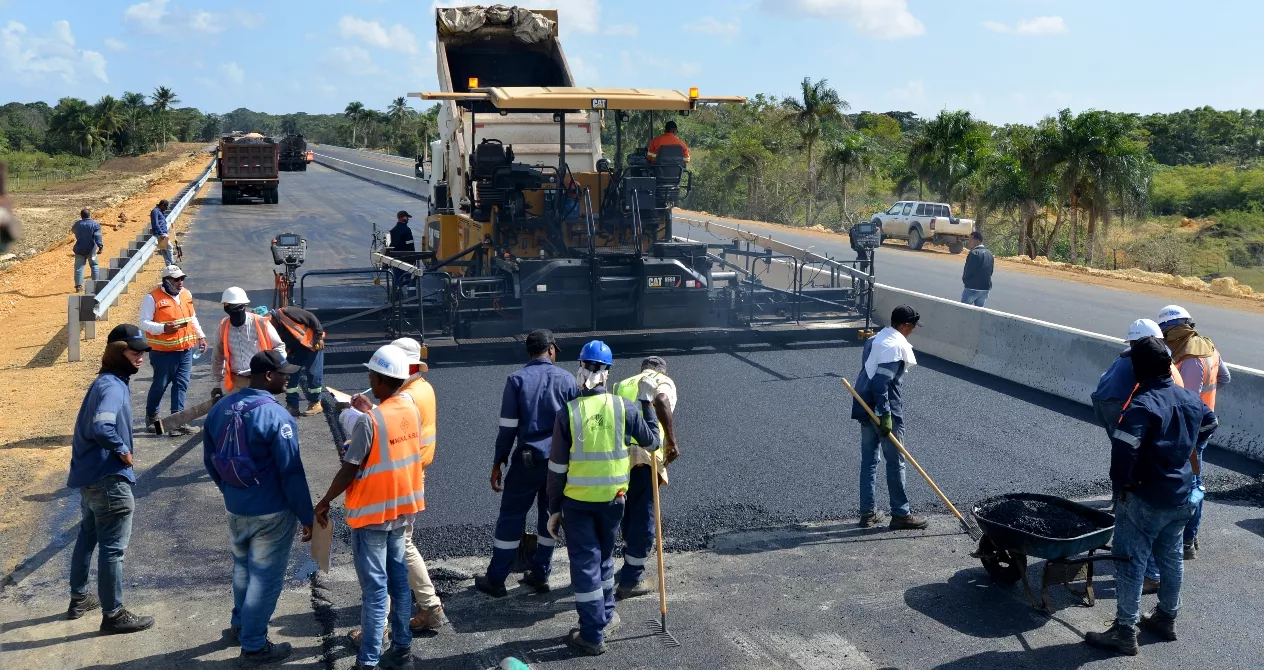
390, 337, 423, 364
1156, 304, 1191, 327
161, 265, 186, 279
364, 345, 411, 380
221, 286, 250, 305
1127, 318, 1163, 342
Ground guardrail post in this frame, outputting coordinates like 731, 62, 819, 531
68, 296, 81, 362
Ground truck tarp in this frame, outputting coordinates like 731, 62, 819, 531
437, 5, 554, 43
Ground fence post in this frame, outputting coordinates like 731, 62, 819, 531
67, 296, 81, 363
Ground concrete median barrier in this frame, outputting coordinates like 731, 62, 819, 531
312, 152, 430, 202
872, 283, 1264, 462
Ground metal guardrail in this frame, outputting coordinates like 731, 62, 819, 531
66, 156, 217, 362
675, 215, 871, 284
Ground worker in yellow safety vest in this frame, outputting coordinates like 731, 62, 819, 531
211, 287, 285, 398
545, 340, 660, 657
139, 264, 207, 432
314, 345, 427, 669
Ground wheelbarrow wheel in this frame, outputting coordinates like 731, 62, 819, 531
978, 536, 1024, 584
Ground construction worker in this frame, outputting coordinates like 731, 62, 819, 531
67, 324, 155, 634
646, 120, 690, 163
546, 340, 660, 656
139, 265, 207, 432
266, 305, 326, 418
1092, 319, 1185, 435
612, 356, 680, 600
212, 287, 285, 399
150, 199, 174, 266
346, 338, 447, 647
202, 351, 313, 667
314, 346, 425, 670
71, 208, 103, 292
1085, 336, 1216, 657
851, 305, 930, 531
388, 210, 418, 298
476, 330, 577, 598
1157, 304, 1230, 560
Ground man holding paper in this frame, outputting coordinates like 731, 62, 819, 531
139, 264, 207, 433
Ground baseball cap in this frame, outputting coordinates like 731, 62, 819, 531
108, 323, 152, 352
161, 265, 186, 280
397, 210, 412, 219
250, 350, 300, 375
891, 305, 921, 327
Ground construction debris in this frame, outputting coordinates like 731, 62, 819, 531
1011, 255, 1264, 301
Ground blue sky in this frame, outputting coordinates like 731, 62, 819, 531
3, 0, 1263, 124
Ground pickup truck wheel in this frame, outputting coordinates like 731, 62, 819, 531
948, 240, 964, 254
908, 227, 925, 251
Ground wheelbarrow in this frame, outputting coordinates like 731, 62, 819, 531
970, 493, 1122, 614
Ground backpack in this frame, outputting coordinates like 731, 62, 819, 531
212, 395, 277, 488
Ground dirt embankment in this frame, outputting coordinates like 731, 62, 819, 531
0, 152, 211, 578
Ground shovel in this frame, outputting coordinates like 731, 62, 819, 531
842, 378, 982, 541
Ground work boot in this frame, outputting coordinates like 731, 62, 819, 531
409, 604, 448, 632
563, 628, 605, 656
67, 594, 100, 620
1084, 621, 1139, 656
858, 511, 887, 528
226, 625, 241, 645
304, 401, 324, 416
518, 570, 550, 594
605, 611, 622, 635
1139, 607, 1178, 641
890, 514, 929, 530
615, 581, 653, 600
145, 414, 159, 434
1183, 541, 1197, 560
1143, 577, 1160, 595
170, 424, 193, 436
474, 575, 507, 598
378, 645, 414, 670
100, 608, 155, 635
238, 640, 292, 667
287, 406, 301, 419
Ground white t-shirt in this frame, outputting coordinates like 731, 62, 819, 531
630, 371, 676, 477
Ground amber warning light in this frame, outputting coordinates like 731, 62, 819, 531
468, 77, 479, 89
689, 87, 699, 99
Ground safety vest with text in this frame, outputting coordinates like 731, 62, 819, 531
272, 309, 318, 350
1177, 351, 1222, 411
613, 371, 665, 464
345, 392, 428, 528
562, 393, 631, 503
218, 314, 273, 392
146, 287, 199, 351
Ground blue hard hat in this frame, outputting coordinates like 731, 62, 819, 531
578, 340, 613, 366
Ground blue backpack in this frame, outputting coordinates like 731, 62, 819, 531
212, 395, 277, 488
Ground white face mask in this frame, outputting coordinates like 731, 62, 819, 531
576, 365, 609, 390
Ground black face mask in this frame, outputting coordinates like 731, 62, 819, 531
162, 278, 181, 296
225, 305, 247, 327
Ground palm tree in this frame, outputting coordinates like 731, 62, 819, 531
821, 132, 874, 219
911, 110, 988, 210
150, 86, 180, 150
94, 95, 127, 152
783, 78, 848, 226
344, 101, 366, 146
1077, 111, 1153, 264
49, 98, 106, 156
981, 123, 1059, 257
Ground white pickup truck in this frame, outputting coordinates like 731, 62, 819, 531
870, 201, 974, 254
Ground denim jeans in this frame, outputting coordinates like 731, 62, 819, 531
74, 252, 99, 288
146, 349, 193, 416
69, 476, 135, 614
352, 526, 412, 666
228, 510, 296, 652
859, 420, 910, 517
158, 245, 174, 266
961, 288, 990, 307
284, 349, 325, 409
1113, 493, 1197, 626
1144, 439, 1207, 580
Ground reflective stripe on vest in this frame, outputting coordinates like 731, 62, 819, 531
345, 392, 427, 528
219, 315, 273, 392
613, 371, 665, 459
563, 394, 631, 502
146, 287, 198, 351
273, 309, 315, 349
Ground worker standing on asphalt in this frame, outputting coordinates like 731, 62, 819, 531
212, 287, 286, 398
852, 305, 929, 531
314, 346, 425, 670
71, 208, 103, 293
1157, 304, 1229, 561
1092, 319, 1185, 434
612, 356, 680, 600
202, 351, 314, 667
960, 231, 994, 307
66, 324, 155, 635
266, 305, 326, 418
1085, 336, 1217, 657
150, 199, 174, 266
647, 121, 690, 163
546, 341, 660, 656
476, 330, 577, 598
140, 265, 207, 433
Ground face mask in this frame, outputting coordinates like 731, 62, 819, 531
225, 305, 247, 327
162, 278, 180, 295
576, 365, 609, 390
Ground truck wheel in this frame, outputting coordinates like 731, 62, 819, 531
948, 240, 964, 254
908, 227, 925, 251
271, 188, 280, 204
222, 187, 235, 205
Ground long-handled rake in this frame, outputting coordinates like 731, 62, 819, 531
645, 454, 680, 647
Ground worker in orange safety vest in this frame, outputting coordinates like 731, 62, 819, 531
266, 305, 326, 418
139, 264, 207, 432
211, 286, 285, 398
647, 120, 690, 163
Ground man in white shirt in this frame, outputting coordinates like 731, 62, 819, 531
138, 265, 207, 432
210, 286, 285, 398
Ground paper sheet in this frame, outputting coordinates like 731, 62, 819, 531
311, 519, 332, 573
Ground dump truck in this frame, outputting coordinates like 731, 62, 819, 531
278, 134, 310, 172
219, 133, 280, 204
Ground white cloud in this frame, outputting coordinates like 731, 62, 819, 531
621, 50, 699, 78
552, 0, 600, 35
123, 0, 168, 32
605, 23, 638, 37
220, 61, 244, 85
104, 37, 128, 51
984, 16, 1067, 35
231, 10, 267, 29
321, 45, 380, 75
685, 16, 740, 43
123, 0, 255, 36
891, 79, 925, 104
338, 15, 419, 54
1, 20, 109, 83
187, 10, 223, 34
570, 55, 599, 83
764, 0, 923, 39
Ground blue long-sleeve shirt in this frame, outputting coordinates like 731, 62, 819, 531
150, 207, 169, 237
68, 372, 135, 488
1093, 355, 1137, 402
71, 218, 103, 256
850, 336, 908, 420
547, 386, 659, 514
494, 357, 578, 465
202, 388, 315, 526
1110, 376, 1218, 508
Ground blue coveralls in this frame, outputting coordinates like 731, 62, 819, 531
485, 358, 578, 583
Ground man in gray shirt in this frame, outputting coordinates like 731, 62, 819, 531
71, 208, 103, 292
